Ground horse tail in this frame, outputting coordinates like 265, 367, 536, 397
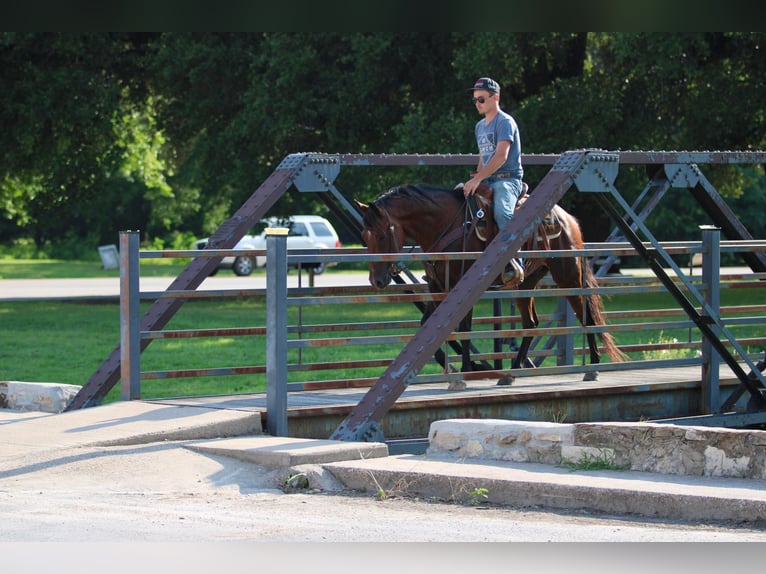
582, 261, 629, 363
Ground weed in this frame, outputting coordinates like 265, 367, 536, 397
642, 330, 698, 360
283, 472, 309, 489
561, 448, 628, 472
467, 487, 489, 506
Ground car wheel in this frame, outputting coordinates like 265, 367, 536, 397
232, 256, 255, 276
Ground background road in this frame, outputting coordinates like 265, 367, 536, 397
1, 267, 751, 301
0, 271, 371, 300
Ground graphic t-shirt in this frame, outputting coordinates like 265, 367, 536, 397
475, 110, 523, 179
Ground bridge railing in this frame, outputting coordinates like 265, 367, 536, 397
118, 230, 766, 434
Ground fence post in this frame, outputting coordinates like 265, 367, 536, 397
699, 225, 721, 413
119, 230, 141, 400
266, 227, 289, 436
556, 298, 575, 366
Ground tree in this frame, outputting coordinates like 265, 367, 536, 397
1, 33, 764, 256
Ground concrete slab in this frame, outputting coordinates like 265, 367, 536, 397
186, 435, 388, 467
3, 402, 766, 525
0, 401, 264, 456
323, 454, 766, 523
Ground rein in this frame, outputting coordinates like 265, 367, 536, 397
421, 199, 474, 292
374, 202, 407, 277
428, 200, 472, 253
373, 191, 477, 289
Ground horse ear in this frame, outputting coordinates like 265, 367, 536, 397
354, 199, 368, 213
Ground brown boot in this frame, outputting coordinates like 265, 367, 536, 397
501, 259, 525, 289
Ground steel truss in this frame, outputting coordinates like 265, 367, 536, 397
67, 151, 766, 437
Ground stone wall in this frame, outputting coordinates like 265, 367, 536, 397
427, 418, 766, 480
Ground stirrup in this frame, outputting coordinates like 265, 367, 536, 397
501, 260, 525, 288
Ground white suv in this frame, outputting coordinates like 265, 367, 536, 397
195, 215, 341, 276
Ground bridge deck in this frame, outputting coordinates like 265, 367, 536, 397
151, 364, 748, 440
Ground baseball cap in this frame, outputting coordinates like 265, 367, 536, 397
468, 77, 500, 93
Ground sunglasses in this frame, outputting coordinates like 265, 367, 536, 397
472, 96, 491, 104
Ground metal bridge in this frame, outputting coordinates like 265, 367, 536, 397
66, 150, 766, 442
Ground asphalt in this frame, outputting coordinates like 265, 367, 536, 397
2, 400, 766, 525
0, 272, 371, 301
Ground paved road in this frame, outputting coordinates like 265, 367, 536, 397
2, 405, 766, 545
0, 271, 371, 300
1, 267, 753, 301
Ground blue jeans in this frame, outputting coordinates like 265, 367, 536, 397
487, 177, 524, 265
487, 177, 523, 231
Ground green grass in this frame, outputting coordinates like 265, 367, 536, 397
1, 259, 764, 405
0, 257, 191, 279
0, 296, 444, 403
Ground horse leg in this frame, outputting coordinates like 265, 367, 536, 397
498, 297, 538, 386
515, 297, 539, 368
447, 311, 473, 391
565, 294, 601, 381
420, 301, 458, 374
513, 336, 536, 369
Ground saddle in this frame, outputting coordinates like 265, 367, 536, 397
467, 182, 561, 245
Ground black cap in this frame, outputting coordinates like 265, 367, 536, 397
468, 77, 500, 93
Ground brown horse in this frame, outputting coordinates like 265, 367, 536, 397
356, 183, 625, 384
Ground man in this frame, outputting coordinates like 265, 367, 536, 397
462, 77, 525, 286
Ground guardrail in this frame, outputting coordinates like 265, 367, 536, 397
118, 229, 766, 435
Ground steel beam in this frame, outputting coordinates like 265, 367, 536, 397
65, 154, 311, 410
330, 151, 766, 167
330, 150, 617, 441
70, 149, 766, 416
590, 191, 766, 413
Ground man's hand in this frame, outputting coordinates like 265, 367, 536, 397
463, 176, 483, 196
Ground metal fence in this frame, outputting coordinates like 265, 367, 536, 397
118, 229, 766, 434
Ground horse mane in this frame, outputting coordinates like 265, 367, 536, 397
366, 184, 463, 225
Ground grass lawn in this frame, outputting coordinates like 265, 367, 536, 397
1, 259, 764, 405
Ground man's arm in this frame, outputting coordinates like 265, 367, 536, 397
463, 139, 511, 196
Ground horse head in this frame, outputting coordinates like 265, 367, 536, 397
355, 198, 406, 289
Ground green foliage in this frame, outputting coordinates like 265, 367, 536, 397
2, 33, 766, 256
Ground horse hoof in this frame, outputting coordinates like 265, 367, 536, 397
448, 380, 467, 391
583, 372, 599, 381
496, 376, 514, 386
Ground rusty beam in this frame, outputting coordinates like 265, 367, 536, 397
65, 155, 306, 410
331, 151, 766, 167
330, 150, 615, 441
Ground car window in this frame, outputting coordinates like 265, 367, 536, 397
289, 222, 308, 237
310, 222, 334, 237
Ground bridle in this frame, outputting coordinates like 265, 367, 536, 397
369, 192, 474, 286
371, 203, 405, 278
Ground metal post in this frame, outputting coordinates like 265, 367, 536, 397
493, 299, 503, 370
557, 298, 575, 366
119, 230, 141, 400
266, 227, 289, 436
700, 225, 721, 413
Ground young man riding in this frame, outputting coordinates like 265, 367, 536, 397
461, 77, 525, 287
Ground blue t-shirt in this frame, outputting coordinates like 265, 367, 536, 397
475, 109, 523, 179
